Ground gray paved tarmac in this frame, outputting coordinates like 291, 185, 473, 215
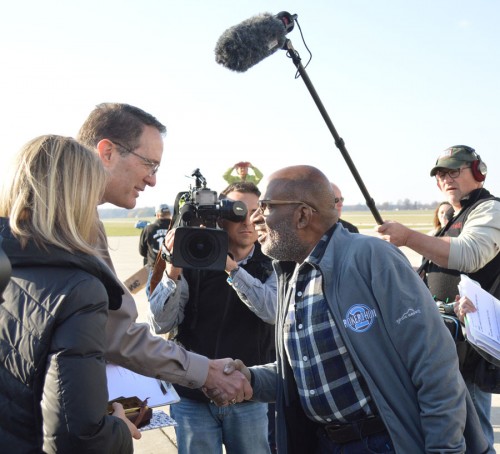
108, 233, 500, 453
108, 236, 178, 453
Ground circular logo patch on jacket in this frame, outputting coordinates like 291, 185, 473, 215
343, 304, 377, 333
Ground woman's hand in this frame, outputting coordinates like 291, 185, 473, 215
111, 402, 142, 440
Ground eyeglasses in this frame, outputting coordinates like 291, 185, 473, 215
258, 199, 318, 214
111, 140, 160, 176
334, 197, 344, 204
435, 166, 470, 181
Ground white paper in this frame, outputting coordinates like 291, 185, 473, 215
106, 363, 180, 407
458, 274, 500, 361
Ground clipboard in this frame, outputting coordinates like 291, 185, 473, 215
106, 363, 180, 407
458, 274, 500, 361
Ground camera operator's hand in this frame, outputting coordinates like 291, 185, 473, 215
225, 255, 238, 275
162, 230, 183, 280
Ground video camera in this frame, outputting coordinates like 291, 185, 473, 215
169, 169, 247, 270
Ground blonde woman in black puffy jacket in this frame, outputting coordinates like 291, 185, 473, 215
0, 135, 139, 453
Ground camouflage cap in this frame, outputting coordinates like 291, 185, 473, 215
430, 145, 477, 176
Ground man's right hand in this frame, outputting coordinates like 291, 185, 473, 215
202, 358, 252, 406
376, 220, 411, 247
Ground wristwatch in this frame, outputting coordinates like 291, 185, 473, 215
161, 243, 173, 263
226, 266, 239, 285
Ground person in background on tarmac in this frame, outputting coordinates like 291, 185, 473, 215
331, 182, 359, 233
223, 161, 263, 185
139, 203, 172, 268
429, 201, 454, 236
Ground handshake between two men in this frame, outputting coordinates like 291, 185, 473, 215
203, 359, 251, 406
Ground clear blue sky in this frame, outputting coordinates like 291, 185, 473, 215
1, 1, 499, 212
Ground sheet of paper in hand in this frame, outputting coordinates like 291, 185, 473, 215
106, 363, 180, 407
459, 274, 500, 362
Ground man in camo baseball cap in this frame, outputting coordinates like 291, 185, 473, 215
430, 145, 479, 176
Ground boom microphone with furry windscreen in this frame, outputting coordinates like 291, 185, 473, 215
214, 11, 384, 225
215, 11, 296, 72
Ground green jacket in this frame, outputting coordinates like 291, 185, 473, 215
222, 165, 263, 184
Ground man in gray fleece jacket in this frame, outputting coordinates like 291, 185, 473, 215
220, 165, 490, 453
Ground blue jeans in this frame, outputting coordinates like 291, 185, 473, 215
466, 380, 494, 447
315, 429, 394, 454
170, 397, 271, 454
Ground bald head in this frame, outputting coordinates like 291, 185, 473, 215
268, 166, 336, 208
253, 165, 339, 262
264, 165, 338, 226
330, 182, 343, 217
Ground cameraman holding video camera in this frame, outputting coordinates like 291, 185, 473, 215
148, 181, 276, 454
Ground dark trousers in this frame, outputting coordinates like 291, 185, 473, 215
267, 403, 277, 453
315, 429, 394, 454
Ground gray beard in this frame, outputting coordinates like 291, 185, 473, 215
261, 219, 307, 262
